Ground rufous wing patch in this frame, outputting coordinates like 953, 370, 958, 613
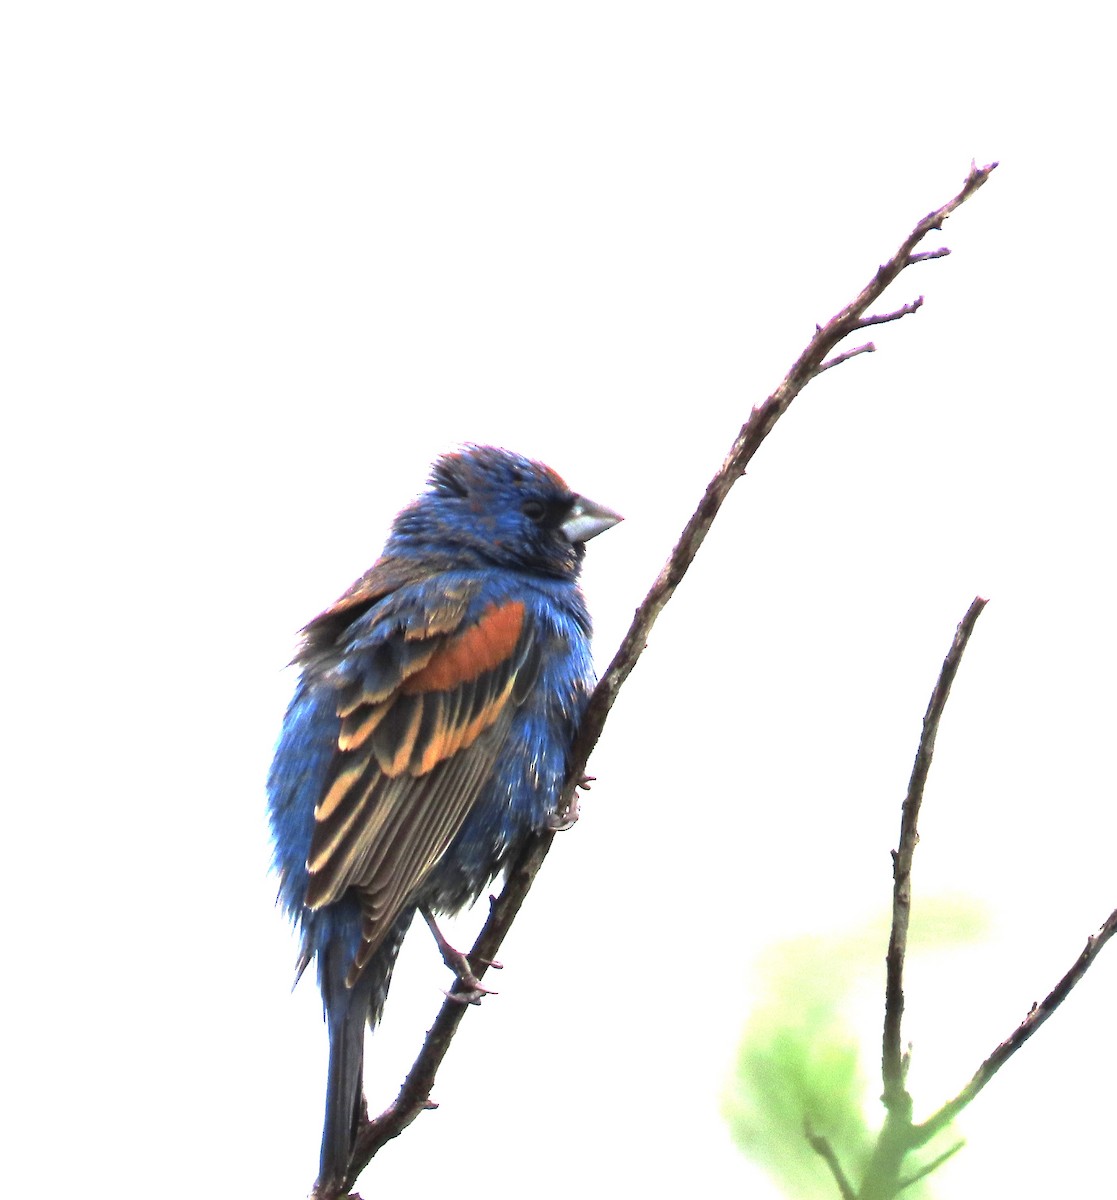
401, 601, 525, 694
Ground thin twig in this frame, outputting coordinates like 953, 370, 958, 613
857, 297, 924, 329
897, 1140, 966, 1190
805, 1124, 857, 1200
334, 162, 999, 1194
882, 596, 987, 1107
819, 342, 876, 372
913, 905, 1117, 1145
907, 247, 950, 264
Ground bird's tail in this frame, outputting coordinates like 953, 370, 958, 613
316, 909, 413, 1195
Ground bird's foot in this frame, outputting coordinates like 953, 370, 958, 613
548, 775, 596, 831
421, 906, 500, 1004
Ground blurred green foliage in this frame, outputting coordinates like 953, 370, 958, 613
722, 897, 985, 1199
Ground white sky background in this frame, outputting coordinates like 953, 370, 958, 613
4, 3, 1115, 1197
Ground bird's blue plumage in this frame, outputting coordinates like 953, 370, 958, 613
266, 446, 620, 1193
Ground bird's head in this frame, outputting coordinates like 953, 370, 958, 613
391, 445, 622, 578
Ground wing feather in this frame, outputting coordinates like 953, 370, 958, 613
351, 745, 498, 980
303, 591, 536, 980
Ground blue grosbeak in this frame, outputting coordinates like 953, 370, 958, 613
267, 445, 620, 1191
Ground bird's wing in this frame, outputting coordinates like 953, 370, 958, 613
303, 578, 541, 979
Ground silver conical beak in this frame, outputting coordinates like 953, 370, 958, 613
560, 495, 623, 544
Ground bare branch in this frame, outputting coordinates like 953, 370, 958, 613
819, 342, 876, 373
914, 905, 1117, 1145
332, 163, 999, 1193
882, 596, 988, 1107
557, 162, 998, 821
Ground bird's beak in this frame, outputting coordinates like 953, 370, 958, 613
560, 495, 624, 544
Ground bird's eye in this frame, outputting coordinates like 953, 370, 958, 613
522, 500, 547, 523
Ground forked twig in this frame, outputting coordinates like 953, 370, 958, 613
814, 599, 1117, 1199
851, 598, 987, 1200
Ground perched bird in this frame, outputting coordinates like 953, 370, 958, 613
267, 445, 621, 1192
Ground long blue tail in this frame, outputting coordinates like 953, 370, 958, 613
316, 911, 412, 1194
